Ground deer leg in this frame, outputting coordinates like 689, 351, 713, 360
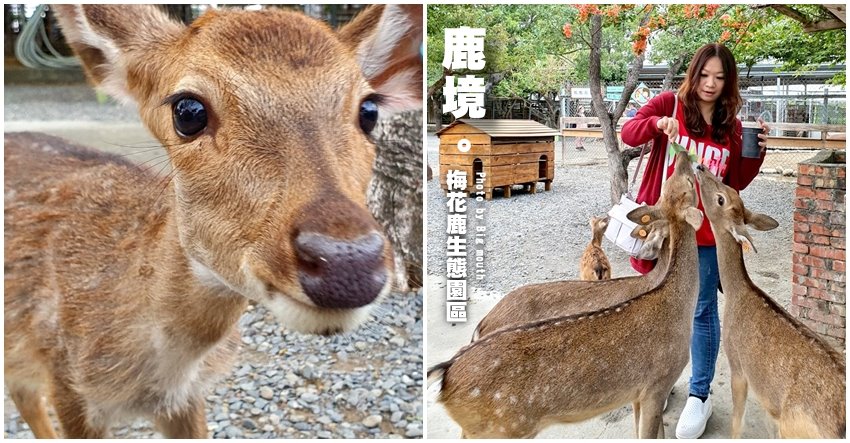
51, 377, 106, 438
638, 391, 666, 439
8, 384, 59, 438
155, 397, 209, 438
632, 401, 641, 438
730, 373, 748, 438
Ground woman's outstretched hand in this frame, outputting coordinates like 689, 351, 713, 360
656, 116, 679, 139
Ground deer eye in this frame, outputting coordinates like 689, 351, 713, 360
172, 97, 207, 137
359, 97, 379, 134
717, 195, 725, 206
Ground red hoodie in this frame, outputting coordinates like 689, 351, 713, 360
621, 91, 765, 273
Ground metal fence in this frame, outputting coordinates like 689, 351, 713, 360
547, 79, 844, 172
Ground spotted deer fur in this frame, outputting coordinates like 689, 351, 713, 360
430, 152, 703, 438
695, 165, 845, 439
4, 4, 421, 438
472, 214, 672, 341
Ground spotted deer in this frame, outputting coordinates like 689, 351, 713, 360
4, 4, 421, 438
472, 215, 672, 341
695, 165, 846, 439
430, 151, 703, 438
579, 215, 612, 281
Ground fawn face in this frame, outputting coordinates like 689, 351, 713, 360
55, 5, 422, 334
589, 216, 609, 234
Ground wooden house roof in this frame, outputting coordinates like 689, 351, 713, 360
437, 119, 561, 137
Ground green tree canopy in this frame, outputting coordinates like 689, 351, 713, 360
427, 5, 576, 98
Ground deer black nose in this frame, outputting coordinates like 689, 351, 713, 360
695, 164, 707, 172
295, 231, 387, 309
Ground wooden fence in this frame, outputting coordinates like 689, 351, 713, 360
560, 117, 846, 151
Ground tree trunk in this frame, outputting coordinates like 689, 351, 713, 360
543, 94, 558, 129
5, 5, 15, 59
588, 13, 650, 205
428, 96, 443, 132
662, 54, 687, 91
588, 15, 626, 205
427, 70, 448, 132
367, 110, 423, 292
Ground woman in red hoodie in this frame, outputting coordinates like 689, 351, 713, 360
621, 43, 769, 439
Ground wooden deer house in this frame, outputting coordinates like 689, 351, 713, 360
438, 119, 559, 199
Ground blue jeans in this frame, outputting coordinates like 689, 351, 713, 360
689, 246, 721, 398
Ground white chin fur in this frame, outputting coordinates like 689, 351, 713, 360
263, 274, 393, 334
261, 296, 373, 334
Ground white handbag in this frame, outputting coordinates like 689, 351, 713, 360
604, 94, 678, 256
604, 194, 645, 255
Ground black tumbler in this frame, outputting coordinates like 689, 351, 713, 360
741, 127, 763, 159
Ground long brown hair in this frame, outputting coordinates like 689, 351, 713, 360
677, 44, 741, 144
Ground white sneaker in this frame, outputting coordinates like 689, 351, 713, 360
676, 395, 712, 439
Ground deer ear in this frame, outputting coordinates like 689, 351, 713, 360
339, 5, 422, 115
631, 219, 669, 240
627, 206, 661, 225
731, 225, 758, 253
630, 224, 648, 239
53, 5, 183, 105
683, 207, 704, 231
745, 209, 779, 232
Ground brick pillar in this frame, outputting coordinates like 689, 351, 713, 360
790, 150, 846, 344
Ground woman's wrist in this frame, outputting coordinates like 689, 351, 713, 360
650, 116, 662, 133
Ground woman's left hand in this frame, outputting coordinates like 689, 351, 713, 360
757, 117, 770, 155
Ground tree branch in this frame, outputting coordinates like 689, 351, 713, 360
768, 4, 846, 32
803, 19, 845, 32
823, 5, 845, 23
768, 5, 811, 25
588, 14, 607, 127
612, 10, 651, 119
427, 68, 450, 97
662, 54, 687, 91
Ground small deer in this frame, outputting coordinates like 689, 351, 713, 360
695, 165, 846, 439
430, 151, 703, 438
579, 215, 611, 281
4, 4, 421, 438
472, 215, 671, 341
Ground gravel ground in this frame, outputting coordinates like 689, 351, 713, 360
3, 82, 423, 438
4, 292, 423, 439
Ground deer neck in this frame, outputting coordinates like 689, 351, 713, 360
591, 229, 604, 247
713, 230, 754, 315
658, 218, 698, 296
142, 192, 248, 352
645, 239, 671, 284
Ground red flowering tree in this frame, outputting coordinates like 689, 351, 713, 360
562, 4, 751, 204
562, 4, 655, 204
649, 5, 751, 90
